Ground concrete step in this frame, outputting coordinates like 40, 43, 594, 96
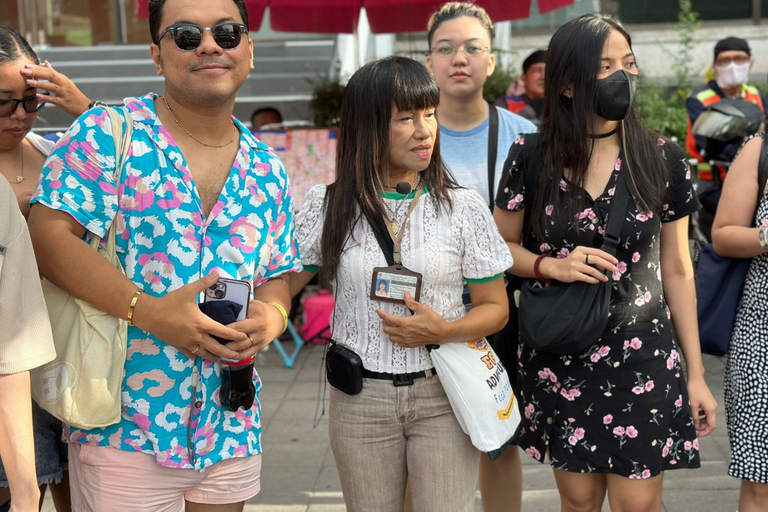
31, 40, 335, 132
47, 56, 331, 78
57, 71, 316, 102
37, 41, 334, 62
33, 97, 314, 134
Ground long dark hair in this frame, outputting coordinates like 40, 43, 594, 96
321, 56, 456, 281
534, 14, 666, 238
0, 26, 40, 64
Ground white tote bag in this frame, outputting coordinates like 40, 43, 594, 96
30, 107, 132, 430
430, 338, 521, 460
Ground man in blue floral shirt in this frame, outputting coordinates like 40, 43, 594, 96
28, 0, 300, 509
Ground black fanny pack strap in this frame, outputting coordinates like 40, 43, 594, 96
600, 169, 630, 256
487, 105, 499, 210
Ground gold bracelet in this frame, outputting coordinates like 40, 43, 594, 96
127, 289, 144, 326
267, 301, 288, 335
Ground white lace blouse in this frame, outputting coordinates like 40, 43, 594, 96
295, 184, 513, 373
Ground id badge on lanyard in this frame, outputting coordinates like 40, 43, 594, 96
370, 187, 424, 305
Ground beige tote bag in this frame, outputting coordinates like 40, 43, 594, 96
31, 106, 133, 429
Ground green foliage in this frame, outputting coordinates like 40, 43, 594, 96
636, 0, 701, 143
309, 77, 345, 127
635, 84, 689, 142
672, 0, 701, 96
484, 64, 517, 105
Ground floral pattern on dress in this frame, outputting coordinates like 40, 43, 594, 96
31, 94, 301, 471
496, 133, 701, 477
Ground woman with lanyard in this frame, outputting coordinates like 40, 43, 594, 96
290, 56, 512, 511
494, 14, 717, 511
424, 4, 536, 509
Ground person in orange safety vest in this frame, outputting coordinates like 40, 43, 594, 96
686, 37, 767, 182
685, 37, 767, 240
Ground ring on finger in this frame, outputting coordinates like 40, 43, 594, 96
247, 334, 254, 347
585, 254, 590, 265
191, 345, 200, 354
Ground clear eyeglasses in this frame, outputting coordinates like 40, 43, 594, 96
714, 54, 750, 67
430, 42, 490, 59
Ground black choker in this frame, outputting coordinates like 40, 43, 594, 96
587, 128, 618, 139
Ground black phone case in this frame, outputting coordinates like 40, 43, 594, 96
326, 343, 363, 395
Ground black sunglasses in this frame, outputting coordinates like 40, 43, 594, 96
0, 90, 49, 118
157, 22, 248, 51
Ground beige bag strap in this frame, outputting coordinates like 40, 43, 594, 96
90, 106, 133, 263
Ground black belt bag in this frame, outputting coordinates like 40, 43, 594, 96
326, 342, 363, 395
518, 168, 630, 355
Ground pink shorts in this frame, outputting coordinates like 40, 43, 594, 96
68, 444, 261, 511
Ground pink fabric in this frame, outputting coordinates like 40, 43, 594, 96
69, 444, 261, 511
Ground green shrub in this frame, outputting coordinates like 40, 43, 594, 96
484, 65, 517, 105
309, 77, 345, 128
635, 84, 689, 143
635, 0, 700, 144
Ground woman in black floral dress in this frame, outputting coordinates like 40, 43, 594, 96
493, 14, 717, 512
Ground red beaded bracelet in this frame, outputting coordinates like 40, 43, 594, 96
533, 253, 553, 282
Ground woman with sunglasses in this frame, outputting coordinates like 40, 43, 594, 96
0, 25, 93, 512
0, 27, 93, 218
494, 15, 717, 511
291, 56, 512, 511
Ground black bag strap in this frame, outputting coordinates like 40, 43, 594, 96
754, 135, 768, 225
599, 168, 630, 256
371, 213, 396, 266
487, 105, 499, 210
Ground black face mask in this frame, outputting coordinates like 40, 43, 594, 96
594, 70, 638, 121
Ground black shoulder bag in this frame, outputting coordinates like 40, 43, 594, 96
517, 167, 631, 355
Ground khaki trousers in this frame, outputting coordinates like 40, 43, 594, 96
329, 374, 479, 512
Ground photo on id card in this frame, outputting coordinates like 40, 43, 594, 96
370, 265, 422, 304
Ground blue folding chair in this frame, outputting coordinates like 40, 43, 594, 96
271, 322, 305, 369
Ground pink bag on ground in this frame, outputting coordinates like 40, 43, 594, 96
300, 290, 334, 344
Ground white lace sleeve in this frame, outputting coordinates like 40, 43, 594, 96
294, 184, 327, 268
458, 189, 514, 280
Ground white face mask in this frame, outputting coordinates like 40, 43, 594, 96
715, 61, 751, 89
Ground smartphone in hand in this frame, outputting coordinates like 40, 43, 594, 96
203, 277, 252, 322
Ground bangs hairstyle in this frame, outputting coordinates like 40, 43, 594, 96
0, 26, 39, 64
427, 2, 495, 47
533, 13, 666, 239
148, 0, 250, 44
321, 56, 456, 282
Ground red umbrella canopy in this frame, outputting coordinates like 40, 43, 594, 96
138, 0, 574, 34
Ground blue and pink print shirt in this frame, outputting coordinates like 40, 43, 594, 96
31, 94, 301, 470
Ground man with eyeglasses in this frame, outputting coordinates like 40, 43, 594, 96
27, 0, 299, 509
685, 37, 767, 236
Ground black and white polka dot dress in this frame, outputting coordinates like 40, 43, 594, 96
725, 139, 768, 483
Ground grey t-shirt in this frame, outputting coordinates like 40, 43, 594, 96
440, 105, 537, 207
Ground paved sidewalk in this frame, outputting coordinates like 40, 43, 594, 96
40, 345, 735, 511
246, 345, 739, 512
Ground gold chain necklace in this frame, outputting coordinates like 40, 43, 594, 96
15, 143, 24, 184
161, 96, 237, 148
